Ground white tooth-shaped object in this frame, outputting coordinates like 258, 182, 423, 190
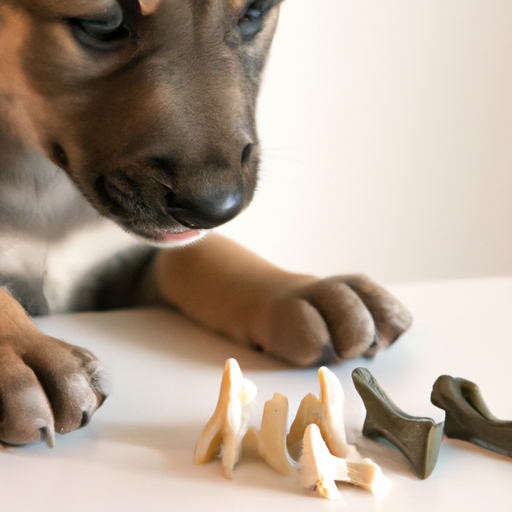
194, 358, 257, 479
241, 426, 261, 460
287, 366, 349, 460
333, 456, 391, 499
300, 424, 391, 500
258, 393, 299, 475
299, 423, 341, 500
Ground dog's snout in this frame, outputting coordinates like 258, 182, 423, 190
94, 143, 258, 235
165, 186, 245, 230
154, 144, 257, 230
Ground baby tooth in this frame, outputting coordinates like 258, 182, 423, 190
300, 424, 390, 500
258, 393, 299, 475
194, 358, 257, 479
287, 366, 349, 460
299, 423, 341, 500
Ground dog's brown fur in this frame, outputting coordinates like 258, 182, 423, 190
0, 0, 412, 447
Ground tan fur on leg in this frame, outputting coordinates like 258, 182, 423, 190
154, 234, 412, 367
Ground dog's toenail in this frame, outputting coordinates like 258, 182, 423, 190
40, 426, 55, 448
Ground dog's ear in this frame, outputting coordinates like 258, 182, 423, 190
138, 0, 161, 15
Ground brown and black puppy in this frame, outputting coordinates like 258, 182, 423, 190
0, 0, 412, 447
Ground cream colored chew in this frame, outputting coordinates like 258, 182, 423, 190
287, 366, 349, 460
300, 424, 391, 500
195, 359, 389, 500
241, 426, 261, 459
194, 358, 257, 479
299, 423, 341, 500
258, 393, 299, 475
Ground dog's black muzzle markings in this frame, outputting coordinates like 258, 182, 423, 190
93, 141, 257, 234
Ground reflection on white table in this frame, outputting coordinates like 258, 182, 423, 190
2, 277, 512, 511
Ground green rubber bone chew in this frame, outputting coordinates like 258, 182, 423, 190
431, 375, 512, 458
352, 367, 443, 479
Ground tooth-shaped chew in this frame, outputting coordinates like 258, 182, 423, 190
241, 426, 261, 459
352, 367, 443, 479
299, 423, 341, 500
431, 375, 512, 458
258, 393, 299, 475
194, 358, 257, 479
287, 366, 349, 460
300, 424, 391, 500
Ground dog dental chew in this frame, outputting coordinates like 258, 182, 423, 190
258, 393, 299, 475
299, 423, 391, 500
287, 366, 349, 461
195, 360, 389, 500
431, 375, 512, 458
352, 367, 443, 479
194, 358, 257, 479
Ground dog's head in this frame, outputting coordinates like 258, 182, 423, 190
1, 0, 283, 245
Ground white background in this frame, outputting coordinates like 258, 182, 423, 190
218, 0, 512, 284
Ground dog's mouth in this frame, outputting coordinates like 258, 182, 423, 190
136, 227, 207, 248
109, 203, 209, 248
85, 162, 251, 247
53, 140, 258, 246
159, 229, 203, 243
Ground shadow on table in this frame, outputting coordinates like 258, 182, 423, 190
37, 307, 289, 372
95, 420, 304, 496
98, 421, 201, 452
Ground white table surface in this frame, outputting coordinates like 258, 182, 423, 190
2, 276, 512, 511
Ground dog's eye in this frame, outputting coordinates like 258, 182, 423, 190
238, 2, 269, 40
68, 9, 131, 51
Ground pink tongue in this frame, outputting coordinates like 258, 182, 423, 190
161, 230, 200, 242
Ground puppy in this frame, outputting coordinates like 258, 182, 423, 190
0, 0, 412, 447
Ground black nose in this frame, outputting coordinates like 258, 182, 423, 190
165, 186, 246, 229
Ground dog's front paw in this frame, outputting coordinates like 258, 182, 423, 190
0, 333, 106, 447
255, 275, 412, 367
